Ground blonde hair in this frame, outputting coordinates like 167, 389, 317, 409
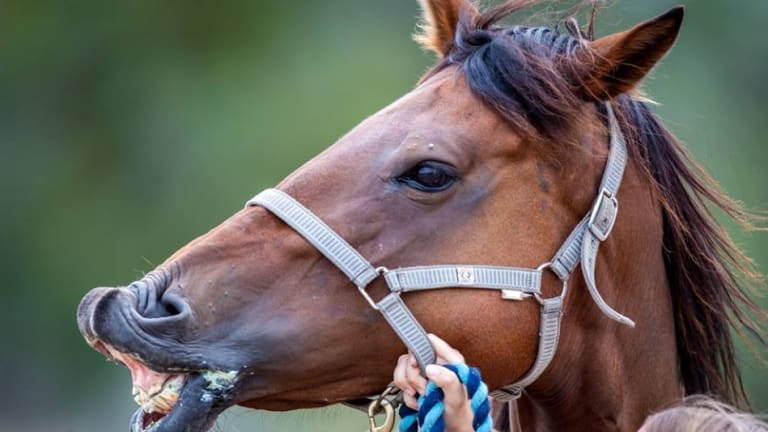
639, 395, 768, 432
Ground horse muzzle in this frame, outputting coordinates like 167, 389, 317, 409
77, 278, 194, 368
77, 278, 241, 432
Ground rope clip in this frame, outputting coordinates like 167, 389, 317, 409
367, 397, 395, 432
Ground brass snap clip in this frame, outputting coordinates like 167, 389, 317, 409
367, 398, 395, 432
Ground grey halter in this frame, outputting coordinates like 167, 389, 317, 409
246, 104, 632, 401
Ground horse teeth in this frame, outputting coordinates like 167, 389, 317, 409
131, 374, 186, 414
133, 387, 148, 406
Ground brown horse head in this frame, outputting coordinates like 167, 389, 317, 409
77, 1, 765, 431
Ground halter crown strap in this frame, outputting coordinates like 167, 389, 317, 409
580, 104, 635, 327
548, 104, 634, 328
550, 104, 626, 282
246, 102, 632, 401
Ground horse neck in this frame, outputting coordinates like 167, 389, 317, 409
516, 159, 683, 431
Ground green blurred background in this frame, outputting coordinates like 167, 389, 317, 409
1, 0, 766, 430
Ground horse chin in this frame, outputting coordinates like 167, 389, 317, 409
129, 372, 237, 432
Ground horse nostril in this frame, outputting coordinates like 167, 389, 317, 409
129, 272, 190, 320
156, 292, 189, 318
162, 297, 181, 316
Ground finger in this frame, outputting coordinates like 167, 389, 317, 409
393, 354, 415, 395
405, 355, 428, 395
427, 334, 465, 364
426, 365, 469, 412
403, 391, 420, 410
409, 353, 418, 368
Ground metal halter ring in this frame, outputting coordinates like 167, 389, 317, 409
534, 262, 569, 305
357, 267, 392, 311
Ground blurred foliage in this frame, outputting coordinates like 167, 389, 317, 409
0, 0, 765, 430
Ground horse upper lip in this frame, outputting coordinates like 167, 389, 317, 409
77, 286, 112, 345
77, 286, 209, 371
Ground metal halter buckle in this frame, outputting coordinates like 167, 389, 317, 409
357, 267, 392, 311
587, 188, 619, 241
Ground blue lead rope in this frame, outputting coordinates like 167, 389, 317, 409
398, 364, 493, 432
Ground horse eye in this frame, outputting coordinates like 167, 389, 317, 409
397, 161, 457, 193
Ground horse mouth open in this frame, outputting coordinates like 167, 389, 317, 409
127, 371, 235, 432
127, 373, 232, 432
79, 298, 239, 432
76, 284, 241, 431
102, 345, 238, 432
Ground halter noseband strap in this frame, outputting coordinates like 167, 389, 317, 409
246, 103, 632, 401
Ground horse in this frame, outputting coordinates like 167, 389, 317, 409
76, 1, 766, 431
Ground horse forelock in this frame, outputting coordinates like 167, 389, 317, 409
419, 1, 600, 159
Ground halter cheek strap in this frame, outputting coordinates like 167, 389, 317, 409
246, 104, 632, 401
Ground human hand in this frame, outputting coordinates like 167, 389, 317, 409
392, 334, 474, 432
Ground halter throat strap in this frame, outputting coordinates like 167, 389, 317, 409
245, 103, 631, 401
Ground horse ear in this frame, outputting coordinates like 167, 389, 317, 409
576, 6, 684, 100
414, 0, 479, 57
